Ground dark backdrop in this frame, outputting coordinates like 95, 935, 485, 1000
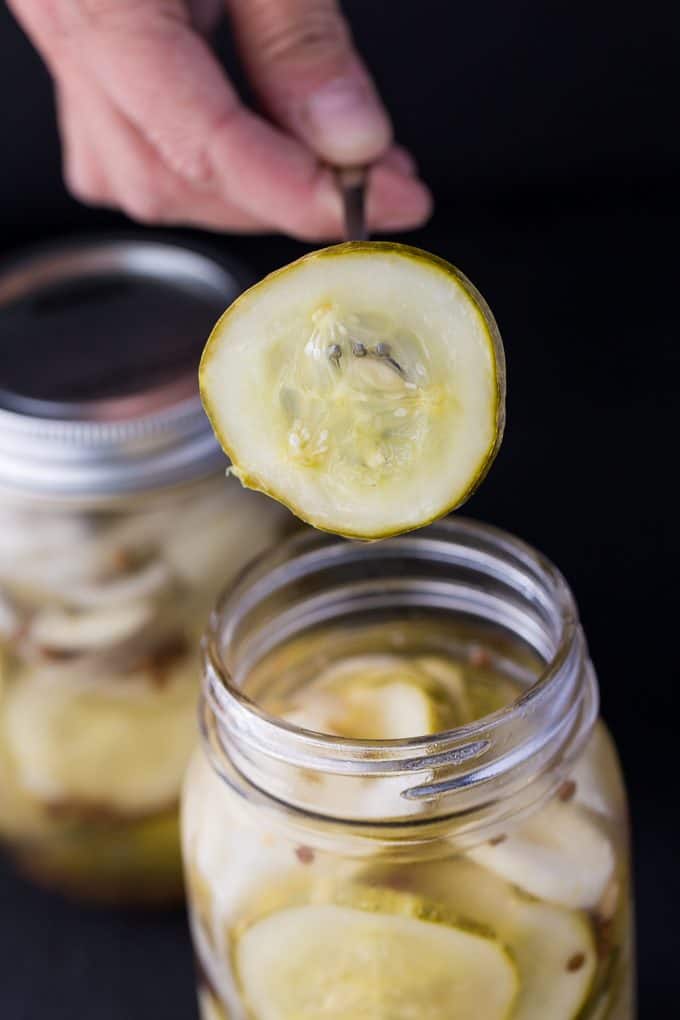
1, 1, 677, 1016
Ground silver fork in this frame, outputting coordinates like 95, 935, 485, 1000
335, 166, 368, 241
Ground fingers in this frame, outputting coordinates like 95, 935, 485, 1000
58, 52, 431, 237
47, 3, 346, 236
226, 0, 391, 165
56, 73, 268, 231
9, 0, 432, 237
55, 84, 113, 208
381, 146, 418, 178
189, 0, 225, 35
366, 157, 432, 234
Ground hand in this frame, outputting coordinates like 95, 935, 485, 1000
8, 0, 432, 239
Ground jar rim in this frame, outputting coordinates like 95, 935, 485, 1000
202, 518, 598, 829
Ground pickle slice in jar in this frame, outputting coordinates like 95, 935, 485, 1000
282, 654, 453, 739
0, 591, 21, 643
200, 242, 505, 540
284, 652, 474, 737
468, 801, 615, 910
28, 600, 155, 654
236, 904, 518, 1020
570, 727, 628, 820
279, 656, 451, 820
284, 680, 436, 739
393, 858, 597, 1020
3, 658, 197, 814
198, 988, 228, 1020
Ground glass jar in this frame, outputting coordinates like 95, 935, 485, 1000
183, 520, 634, 1020
0, 238, 289, 905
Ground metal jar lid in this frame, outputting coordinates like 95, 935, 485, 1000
0, 236, 246, 500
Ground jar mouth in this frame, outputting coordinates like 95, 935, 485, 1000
202, 518, 598, 827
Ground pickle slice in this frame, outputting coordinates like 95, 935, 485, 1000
283, 654, 451, 739
285, 679, 436, 739
200, 242, 505, 539
571, 727, 628, 820
396, 858, 597, 1020
29, 600, 154, 653
4, 659, 197, 813
468, 801, 615, 910
198, 989, 228, 1020
0, 591, 20, 642
236, 904, 518, 1019
279, 657, 449, 820
0, 649, 56, 840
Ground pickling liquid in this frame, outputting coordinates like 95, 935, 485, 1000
183, 618, 634, 1020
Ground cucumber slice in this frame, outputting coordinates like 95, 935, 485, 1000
198, 989, 228, 1020
343, 679, 437, 738
282, 653, 464, 739
200, 243, 505, 539
161, 482, 285, 590
414, 655, 474, 723
57, 561, 173, 611
571, 726, 627, 820
4, 658, 197, 813
469, 801, 615, 910
29, 600, 154, 653
280, 657, 446, 820
284, 659, 442, 740
183, 754, 323, 942
0, 591, 20, 641
0, 652, 41, 837
400, 858, 597, 1020
236, 904, 518, 1019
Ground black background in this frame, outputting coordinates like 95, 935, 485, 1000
1, 1, 677, 1015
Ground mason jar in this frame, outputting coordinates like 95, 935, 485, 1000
183, 520, 634, 1020
0, 238, 288, 905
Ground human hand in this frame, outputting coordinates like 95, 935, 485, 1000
8, 0, 432, 239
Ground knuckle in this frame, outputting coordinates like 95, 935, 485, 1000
259, 6, 350, 67
78, 0, 185, 32
151, 133, 214, 186
9, 0, 180, 37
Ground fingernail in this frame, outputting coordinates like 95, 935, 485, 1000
302, 77, 391, 164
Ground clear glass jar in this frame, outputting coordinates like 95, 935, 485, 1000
183, 520, 634, 1020
0, 239, 290, 905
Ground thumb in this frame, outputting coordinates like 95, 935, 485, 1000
226, 0, 392, 165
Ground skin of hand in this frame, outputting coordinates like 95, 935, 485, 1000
8, 0, 432, 240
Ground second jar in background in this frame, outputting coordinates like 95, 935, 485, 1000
0, 238, 289, 905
